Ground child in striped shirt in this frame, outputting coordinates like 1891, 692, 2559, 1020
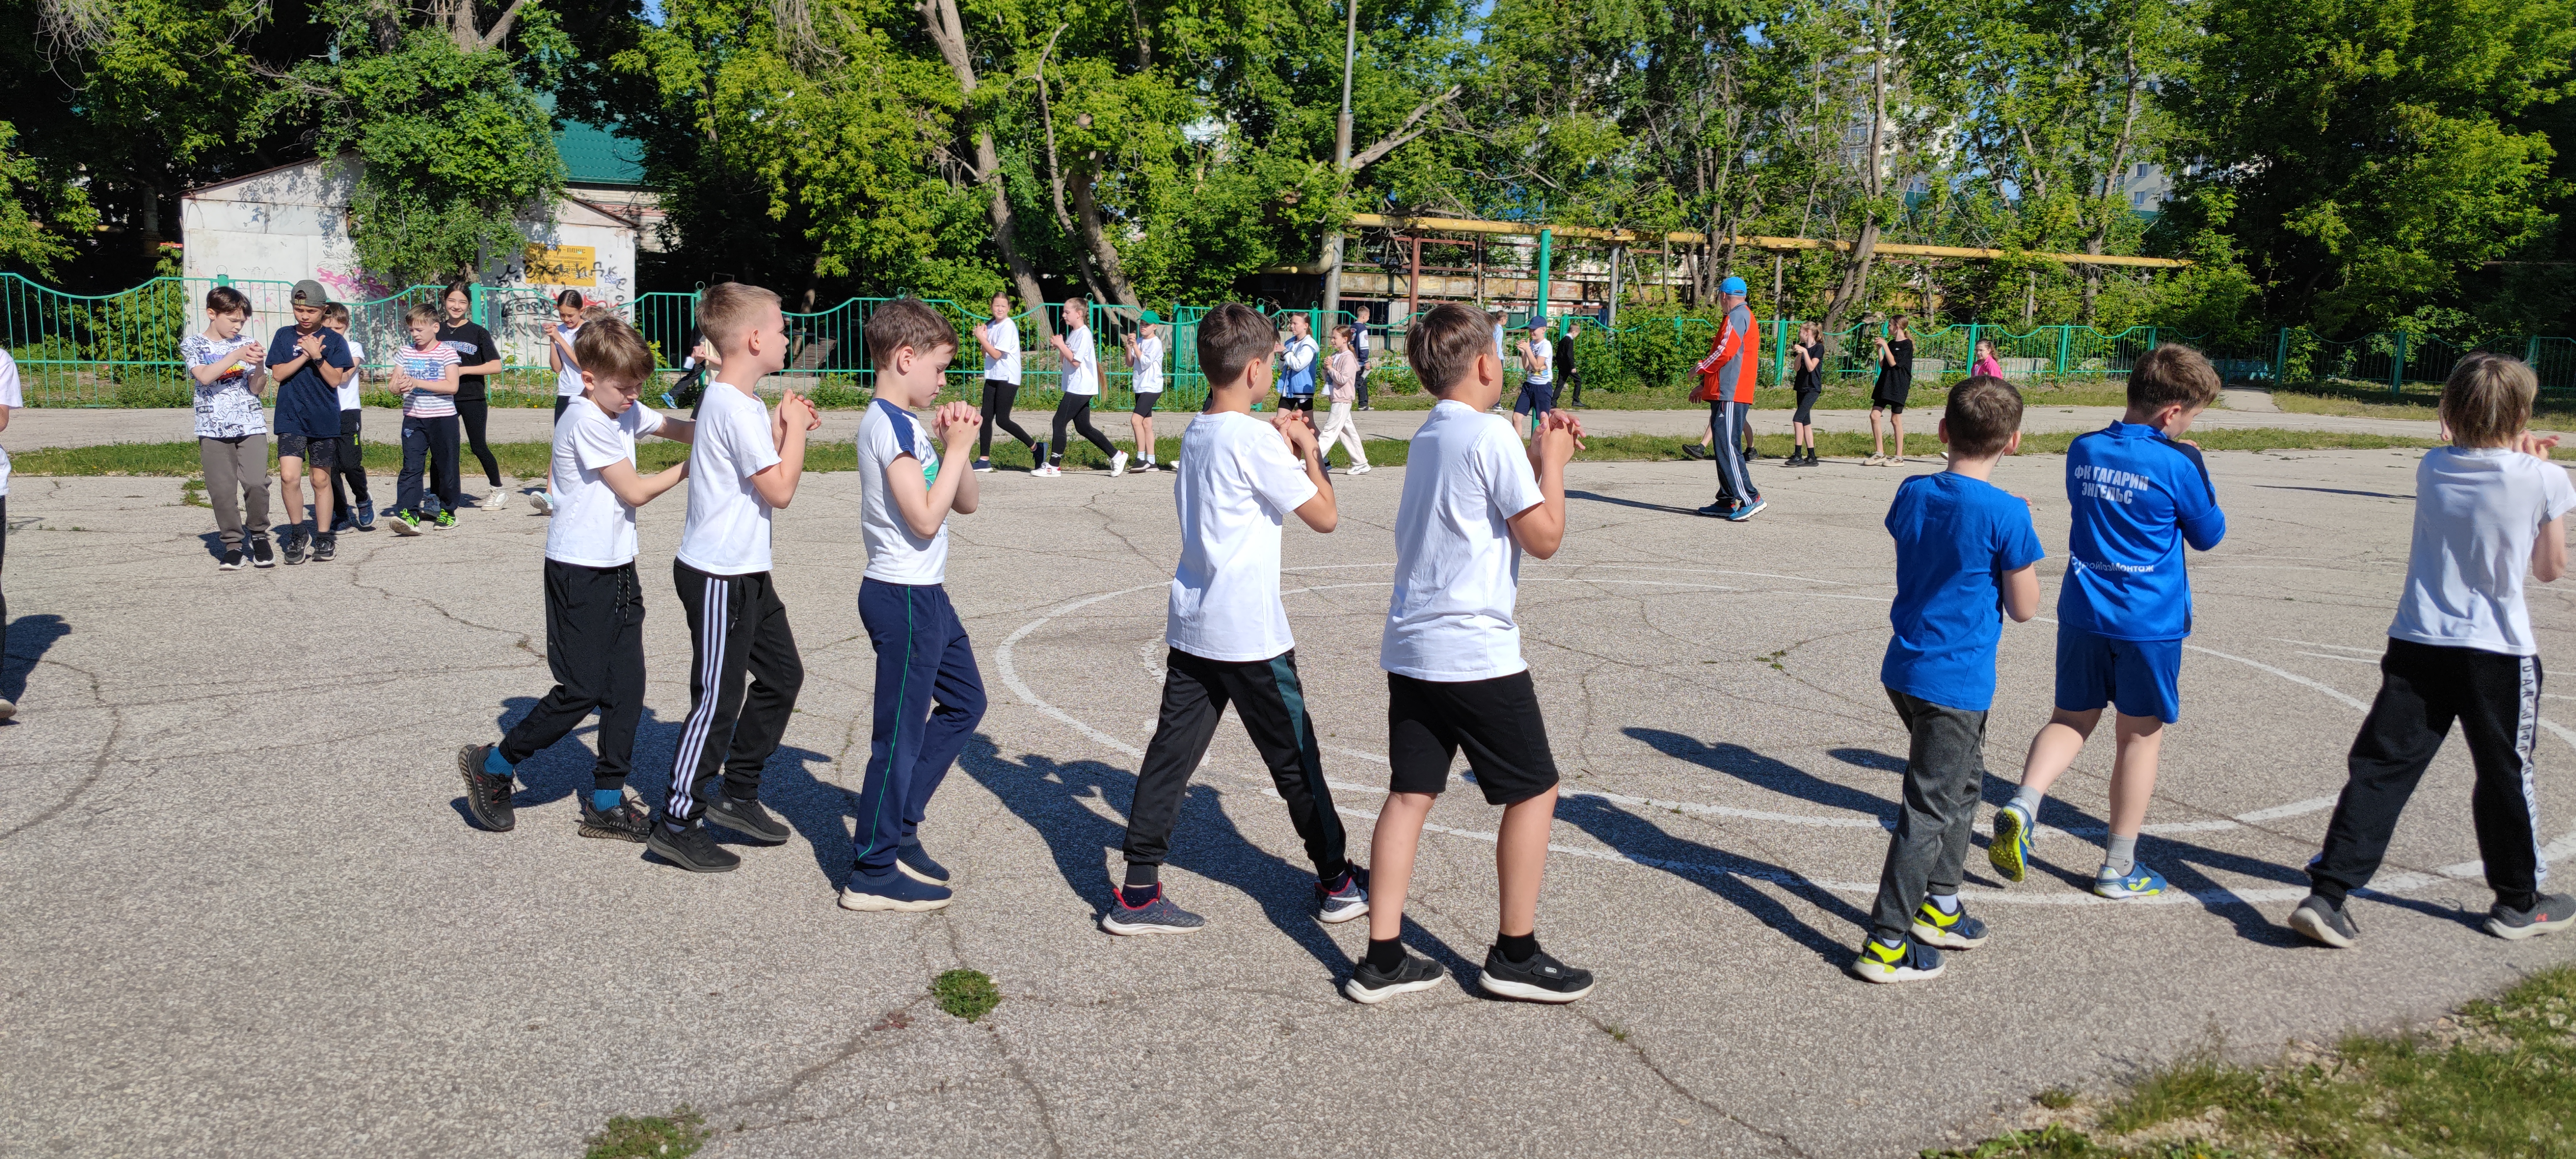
390, 304, 464, 533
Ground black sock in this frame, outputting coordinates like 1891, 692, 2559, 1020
1120, 864, 1157, 908
1365, 937, 1406, 972
1496, 931, 1539, 964
2500, 889, 2540, 912
1320, 864, 1351, 892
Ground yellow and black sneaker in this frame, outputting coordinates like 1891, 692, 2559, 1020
1989, 802, 2034, 883
1853, 936, 1943, 984
1912, 896, 1991, 949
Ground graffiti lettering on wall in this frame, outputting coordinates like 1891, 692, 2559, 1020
524, 245, 597, 287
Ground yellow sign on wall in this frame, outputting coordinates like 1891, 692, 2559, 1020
525, 245, 596, 287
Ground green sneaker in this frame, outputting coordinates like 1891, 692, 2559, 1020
1989, 802, 2034, 884
1911, 897, 1990, 948
433, 510, 456, 530
389, 509, 422, 536
1853, 936, 1942, 984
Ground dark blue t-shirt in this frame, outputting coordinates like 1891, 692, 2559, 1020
2058, 421, 2227, 640
1881, 472, 2046, 711
267, 325, 353, 439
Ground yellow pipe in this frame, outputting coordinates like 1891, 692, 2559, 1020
1344, 212, 2192, 269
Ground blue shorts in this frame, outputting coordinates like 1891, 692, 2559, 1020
1513, 382, 1556, 415
2053, 624, 2182, 724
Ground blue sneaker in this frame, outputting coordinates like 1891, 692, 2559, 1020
1853, 937, 1944, 984
1100, 884, 1205, 936
356, 500, 376, 531
1316, 865, 1369, 924
1911, 898, 1989, 948
839, 867, 953, 912
1725, 498, 1768, 522
896, 840, 950, 885
2094, 862, 2169, 899
1989, 802, 2035, 883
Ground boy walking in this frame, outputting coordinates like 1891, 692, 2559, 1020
264, 279, 353, 564
321, 303, 376, 533
386, 305, 463, 533
1989, 345, 2227, 899
1856, 376, 2044, 983
2291, 354, 2576, 947
181, 286, 274, 569
647, 282, 817, 874
1346, 302, 1591, 1005
459, 317, 695, 839
1513, 318, 1554, 435
1104, 304, 1363, 935
839, 300, 990, 912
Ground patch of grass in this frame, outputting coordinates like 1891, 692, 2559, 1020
2035, 1086, 2079, 1110
932, 968, 1001, 1022
179, 477, 208, 508
583, 1105, 708, 1159
1938, 964, 2576, 1159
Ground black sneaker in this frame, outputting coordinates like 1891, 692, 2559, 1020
1344, 949, 1446, 1005
1680, 445, 1707, 460
2289, 894, 2360, 948
578, 792, 654, 842
647, 819, 743, 872
282, 532, 310, 565
219, 547, 245, 571
704, 794, 790, 844
455, 744, 516, 832
1478, 944, 1596, 1003
2487, 892, 2576, 941
249, 534, 276, 568
312, 531, 336, 562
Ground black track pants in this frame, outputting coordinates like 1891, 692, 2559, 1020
980, 381, 1036, 456
1050, 394, 1116, 462
501, 560, 647, 791
664, 561, 805, 822
1121, 647, 1348, 881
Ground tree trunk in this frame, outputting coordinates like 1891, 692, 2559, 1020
136, 179, 161, 264
1070, 162, 1139, 308
919, 0, 1048, 327
1823, 0, 1891, 335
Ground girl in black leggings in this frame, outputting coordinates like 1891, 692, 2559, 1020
972, 292, 1038, 469
437, 280, 510, 506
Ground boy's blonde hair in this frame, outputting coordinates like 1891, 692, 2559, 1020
402, 303, 439, 327
574, 315, 656, 385
1405, 302, 1494, 395
2127, 344, 2223, 413
698, 282, 782, 348
2441, 352, 2539, 448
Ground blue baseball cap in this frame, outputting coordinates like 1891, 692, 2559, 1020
1720, 276, 1748, 296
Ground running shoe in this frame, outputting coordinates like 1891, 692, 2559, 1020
704, 794, 790, 844
1479, 945, 1596, 1003
0, 697, 15, 720
1034, 464, 1062, 478
647, 820, 742, 873
1348, 464, 1371, 475
249, 533, 276, 567
1989, 802, 2035, 883
432, 510, 456, 530
1694, 501, 1741, 519
456, 744, 516, 832
530, 490, 555, 514
1725, 499, 1767, 523
2486, 893, 2576, 941
1317, 866, 1370, 924
1911, 898, 1990, 949
2093, 862, 2169, 900
1100, 884, 1205, 935
973, 457, 993, 473
1110, 451, 1129, 477
2289, 894, 2360, 948
578, 792, 653, 842
1680, 445, 1707, 460
389, 510, 423, 536
1853, 937, 1943, 983
1345, 951, 1445, 1004
219, 548, 245, 571
356, 500, 377, 529
312, 532, 336, 562
840, 868, 953, 912
483, 489, 508, 511
896, 840, 951, 885
282, 532, 309, 565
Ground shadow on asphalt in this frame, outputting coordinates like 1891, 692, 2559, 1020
1566, 489, 1704, 517
3, 611, 67, 707
1554, 791, 1868, 963
1630, 728, 1898, 820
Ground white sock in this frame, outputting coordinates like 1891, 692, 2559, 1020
2009, 785, 2044, 817
1928, 891, 1960, 914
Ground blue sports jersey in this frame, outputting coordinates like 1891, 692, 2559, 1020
1881, 472, 2046, 711
2058, 421, 2227, 640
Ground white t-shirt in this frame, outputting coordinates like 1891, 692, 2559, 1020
1524, 336, 1553, 385
2388, 446, 2576, 657
1062, 325, 1099, 396
337, 338, 366, 410
983, 317, 1020, 385
857, 399, 950, 585
547, 395, 668, 567
675, 382, 782, 576
554, 324, 584, 397
0, 349, 19, 497
1380, 400, 1548, 680
1167, 411, 1318, 662
1134, 335, 1164, 395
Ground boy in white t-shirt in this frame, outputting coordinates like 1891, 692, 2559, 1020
839, 299, 989, 913
2293, 352, 2576, 947
1103, 304, 1364, 937
181, 286, 274, 569
647, 282, 819, 874
459, 317, 695, 840
321, 304, 376, 533
1347, 301, 1591, 1005
1038, 296, 1118, 476
1119, 313, 1168, 473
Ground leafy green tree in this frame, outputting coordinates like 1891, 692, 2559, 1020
0, 121, 100, 276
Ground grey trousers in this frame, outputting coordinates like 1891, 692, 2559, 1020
199, 434, 272, 546
1871, 686, 1989, 943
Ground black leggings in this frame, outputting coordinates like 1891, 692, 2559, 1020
980, 381, 1036, 456
1050, 394, 1116, 462
457, 395, 503, 487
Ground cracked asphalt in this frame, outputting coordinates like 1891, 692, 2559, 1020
3, 441, 2574, 1157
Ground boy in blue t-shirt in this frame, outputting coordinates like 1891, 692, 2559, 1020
1858, 376, 2043, 983
1989, 345, 2227, 900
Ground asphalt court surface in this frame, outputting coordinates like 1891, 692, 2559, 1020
4, 439, 2575, 1157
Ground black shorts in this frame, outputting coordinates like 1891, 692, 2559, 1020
1792, 389, 1820, 425
1387, 670, 1560, 806
1133, 391, 1161, 417
277, 433, 341, 464
1277, 395, 1315, 412
1872, 393, 1907, 415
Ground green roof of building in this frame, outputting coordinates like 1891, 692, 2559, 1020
556, 118, 645, 188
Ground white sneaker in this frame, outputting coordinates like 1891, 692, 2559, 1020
484, 489, 509, 511
1033, 464, 1060, 478
529, 490, 555, 513
0, 697, 16, 720
1110, 451, 1129, 477
1348, 464, 1372, 475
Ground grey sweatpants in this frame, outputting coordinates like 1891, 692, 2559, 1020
1871, 687, 1989, 943
198, 434, 271, 546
